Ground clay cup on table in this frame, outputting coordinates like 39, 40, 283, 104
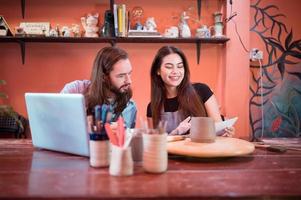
190, 117, 216, 143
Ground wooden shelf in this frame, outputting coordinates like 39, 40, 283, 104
11, 0, 226, 64
0, 36, 229, 64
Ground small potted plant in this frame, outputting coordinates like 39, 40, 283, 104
0, 80, 25, 138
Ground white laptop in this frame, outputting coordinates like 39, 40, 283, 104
25, 93, 89, 156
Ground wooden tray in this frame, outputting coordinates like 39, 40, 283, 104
167, 137, 255, 158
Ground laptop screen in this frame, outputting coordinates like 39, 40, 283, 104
25, 93, 89, 156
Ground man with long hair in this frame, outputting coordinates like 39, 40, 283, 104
61, 46, 136, 128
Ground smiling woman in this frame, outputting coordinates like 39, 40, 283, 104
147, 46, 235, 137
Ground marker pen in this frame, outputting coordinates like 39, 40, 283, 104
94, 105, 102, 122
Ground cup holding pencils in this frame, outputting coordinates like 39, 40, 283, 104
105, 117, 134, 176
88, 105, 111, 168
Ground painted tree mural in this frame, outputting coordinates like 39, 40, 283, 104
250, 0, 301, 140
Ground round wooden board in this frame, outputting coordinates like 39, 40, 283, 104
167, 137, 255, 158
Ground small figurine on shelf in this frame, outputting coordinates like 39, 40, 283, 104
131, 6, 144, 30
134, 22, 143, 31
164, 26, 179, 38
48, 24, 60, 37
144, 17, 157, 31
178, 11, 191, 38
55, 24, 60, 36
81, 13, 99, 37
61, 26, 71, 37
71, 24, 81, 37
49, 28, 58, 37
15, 26, 26, 36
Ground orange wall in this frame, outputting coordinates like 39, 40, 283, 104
0, 0, 251, 138
224, 0, 250, 139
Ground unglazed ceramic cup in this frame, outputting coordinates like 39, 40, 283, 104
142, 132, 167, 173
89, 140, 110, 167
109, 145, 133, 176
129, 128, 145, 162
190, 117, 216, 143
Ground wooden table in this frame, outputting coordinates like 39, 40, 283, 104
0, 139, 300, 199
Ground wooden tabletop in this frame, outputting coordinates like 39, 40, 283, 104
0, 139, 300, 199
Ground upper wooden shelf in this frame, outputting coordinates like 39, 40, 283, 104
9, 0, 226, 64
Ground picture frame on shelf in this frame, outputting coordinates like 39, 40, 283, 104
19, 22, 50, 37
0, 16, 13, 36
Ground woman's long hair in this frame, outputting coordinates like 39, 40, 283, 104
85, 46, 132, 116
150, 46, 207, 127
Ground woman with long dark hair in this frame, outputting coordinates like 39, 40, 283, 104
147, 46, 234, 136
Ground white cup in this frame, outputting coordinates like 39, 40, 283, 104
109, 145, 133, 176
142, 132, 167, 173
196, 25, 210, 38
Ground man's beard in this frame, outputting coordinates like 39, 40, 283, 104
108, 83, 133, 116
109, 83, 132, 97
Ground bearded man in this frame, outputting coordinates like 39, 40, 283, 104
61, 46, 136, 128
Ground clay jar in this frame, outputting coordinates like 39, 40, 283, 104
190, 117, 216, 143
142, 131, 167, 173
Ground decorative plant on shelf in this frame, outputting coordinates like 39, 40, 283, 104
0, 80, 7, 98
0, 80, 25, 137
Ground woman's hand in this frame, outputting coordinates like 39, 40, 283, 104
169, 116, 191, 135
221, 126, 235, 137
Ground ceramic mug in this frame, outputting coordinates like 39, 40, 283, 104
164, 26, 179, 38
89, 140, 110, 167
190, 117, 216, 143
196, 25, 210, 38
109, 145, 133, 176
129, 128, 145, 162
142, 132, 167, 173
